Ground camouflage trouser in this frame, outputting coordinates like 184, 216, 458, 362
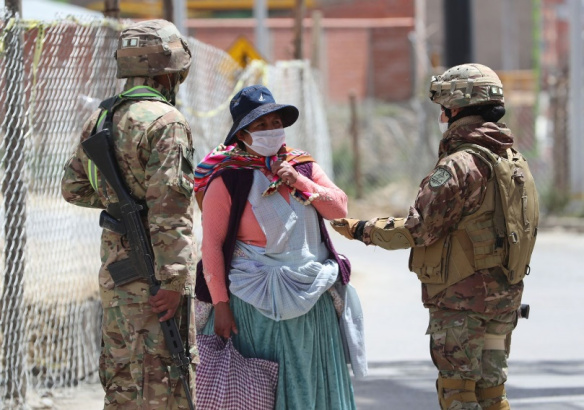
99, 298, 197, 409
426, 308, 518, 410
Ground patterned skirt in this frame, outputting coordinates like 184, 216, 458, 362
202, 292, 356, 410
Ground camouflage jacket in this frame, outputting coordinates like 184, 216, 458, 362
61, 77, 196, 306
402, 116, 523, 312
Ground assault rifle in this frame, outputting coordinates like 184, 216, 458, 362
82, 128, 194, 410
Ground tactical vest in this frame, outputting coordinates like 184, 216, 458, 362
409, 144, 539, 298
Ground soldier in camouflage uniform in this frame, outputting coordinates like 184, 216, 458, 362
331, 64, 539, 410
61, 20, 197, 409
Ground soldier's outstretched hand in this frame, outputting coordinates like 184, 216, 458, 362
330, 218, 364, 240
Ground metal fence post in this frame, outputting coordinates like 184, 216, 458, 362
103, 0, 120, 18
293, 0, 305, 60
2, 2, 27, 404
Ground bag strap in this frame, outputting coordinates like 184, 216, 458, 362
454, 143, 506, 248
194, 168, 254, 303
88, 86, 170, 197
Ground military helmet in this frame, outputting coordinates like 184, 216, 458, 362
429, 63, 504, 109
115, 19, 192, 79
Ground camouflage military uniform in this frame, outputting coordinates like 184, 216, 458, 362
411, 117, 522, 409
61, 20, 197, 409
358, 118, 522, 410
333, 65, 539, 410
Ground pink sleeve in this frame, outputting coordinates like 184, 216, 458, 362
201, 176, 230, 304
293, 162, 348, 219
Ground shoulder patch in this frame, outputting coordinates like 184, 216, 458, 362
429, 167, 452, 188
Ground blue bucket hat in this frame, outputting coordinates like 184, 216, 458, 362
224, 85, 299, 145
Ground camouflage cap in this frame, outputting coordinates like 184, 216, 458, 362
429, 63, 504, 109
116, 19, 192, 79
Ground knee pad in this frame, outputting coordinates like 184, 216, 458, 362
436, 376, 477, 409
483, 333, 506, 350
484, 332, 511, 356
482, 400, 510, 410
477, 384, 509, 410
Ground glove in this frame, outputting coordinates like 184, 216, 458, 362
330, 218, 366, 241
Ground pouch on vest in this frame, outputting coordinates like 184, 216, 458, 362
459, 144, 539, 284
409, 236, 447, 284
409, 229, 477, 286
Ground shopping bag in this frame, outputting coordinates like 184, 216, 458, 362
196, 334, 279, 410
194, 297, 213, 333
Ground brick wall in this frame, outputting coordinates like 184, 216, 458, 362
186, 17, 414, 102
370, 25, 412, 100
324, 27, 370, 101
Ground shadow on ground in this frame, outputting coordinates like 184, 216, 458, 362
352, 360, 584, 410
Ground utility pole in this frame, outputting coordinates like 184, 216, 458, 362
443, 0, 474, 66
5, 0, 21, 12
414, 0, 428, 97
254, 0, 269, 59
349, 92, 363, 199
293, 0, 305, 60
551, 72, 569, 195
569, 0, 583, 199
163, 0, 174, 22
310, 10, 323, 70
163, 0, 187, 35
103, 0, 120, 18
2, 0, 27, 404
501, 0, 519, 70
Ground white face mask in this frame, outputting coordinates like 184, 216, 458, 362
244, 128, 286, 156
438, 112, 449, 134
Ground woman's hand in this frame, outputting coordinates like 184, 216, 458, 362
214, 301, 238, 339
272, 160, 299, 186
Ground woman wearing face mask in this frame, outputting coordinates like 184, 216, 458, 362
194, 85, 357, 409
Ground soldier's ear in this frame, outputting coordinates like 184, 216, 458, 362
450, 107, 462, 117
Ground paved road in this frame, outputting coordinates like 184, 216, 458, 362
45, 229, 584, 409
342, 228, 584, 409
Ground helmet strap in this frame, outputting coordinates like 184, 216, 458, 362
443, 107, 452, 120
167, 73, 181, 106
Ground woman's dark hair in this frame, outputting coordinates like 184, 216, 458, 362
234, 129, 247, 150
445, 104, 506, 125
236, 139, 246, 150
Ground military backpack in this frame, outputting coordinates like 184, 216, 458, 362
459, 143, 539, 284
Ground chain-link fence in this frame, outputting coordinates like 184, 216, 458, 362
0, 15, 332, 409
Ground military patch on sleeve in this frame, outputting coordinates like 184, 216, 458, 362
429, 167, 452, 189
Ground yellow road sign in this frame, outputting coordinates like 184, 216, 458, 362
227, 36, 266, 68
